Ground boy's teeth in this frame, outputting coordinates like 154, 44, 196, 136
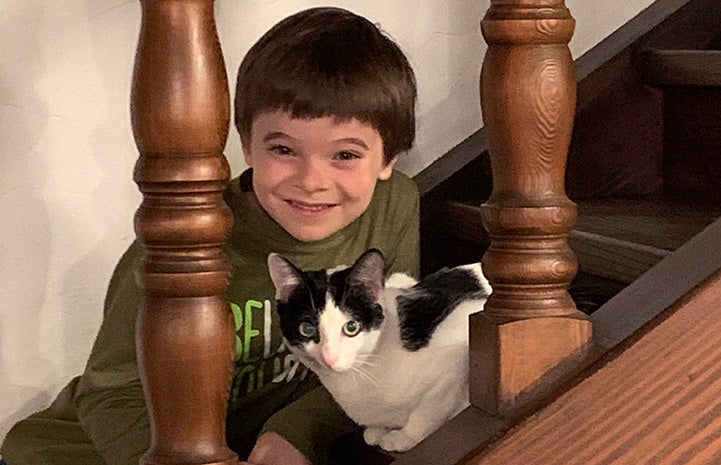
290, 200, 331, 211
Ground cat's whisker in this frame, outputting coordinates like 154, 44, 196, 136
354, 359, 381, 370
350, 364, 380, 388
359, 353, 386, 363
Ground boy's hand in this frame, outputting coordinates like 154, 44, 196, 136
247, 432, 311, 465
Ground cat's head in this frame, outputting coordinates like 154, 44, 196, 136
268, 249, 386, 372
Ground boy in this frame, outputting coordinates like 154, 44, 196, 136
1, 7, 419, 465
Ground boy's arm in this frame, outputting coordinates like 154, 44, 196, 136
72, 242, 152, 465
257, 386, 359, 465
246, 432, 311, 465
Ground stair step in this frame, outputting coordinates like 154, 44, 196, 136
642, 49, 721, 87
444, 199, 721, 285
572, 199, 720, 283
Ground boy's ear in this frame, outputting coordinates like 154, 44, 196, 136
378, 155, 398, 181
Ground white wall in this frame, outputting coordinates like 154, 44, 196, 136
0, 0, 655, 441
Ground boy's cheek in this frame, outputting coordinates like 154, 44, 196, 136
251, 159, 286, 185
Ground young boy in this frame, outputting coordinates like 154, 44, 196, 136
1, 7, 419, 465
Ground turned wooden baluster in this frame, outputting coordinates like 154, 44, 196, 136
131, 1, 237, 464
470, 0, 592, 416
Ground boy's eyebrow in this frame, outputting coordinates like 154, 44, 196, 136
334, 138, 370, 150
262, 132, 371, 150
262, 131, 293, 142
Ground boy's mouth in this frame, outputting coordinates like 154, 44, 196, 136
285, 199, 337, 213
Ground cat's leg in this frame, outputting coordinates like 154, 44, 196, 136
363, 426, 391, 446
378, 378, 468, 452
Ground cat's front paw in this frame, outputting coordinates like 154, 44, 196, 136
363, 427, 389, 446
378, 430, 419, 452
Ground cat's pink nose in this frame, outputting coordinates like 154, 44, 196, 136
322, 350, 339, 369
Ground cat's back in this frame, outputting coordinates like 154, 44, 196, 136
392, 263, 491, 352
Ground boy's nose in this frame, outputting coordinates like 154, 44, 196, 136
295, 157, 330, 192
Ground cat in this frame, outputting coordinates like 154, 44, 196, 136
267, 248, 491, 452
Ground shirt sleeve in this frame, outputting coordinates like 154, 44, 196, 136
72, 242, 151, 465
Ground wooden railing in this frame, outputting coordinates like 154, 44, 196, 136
129, 0, 589, 463
471, 0, 592, 416
131, 1, 237, 464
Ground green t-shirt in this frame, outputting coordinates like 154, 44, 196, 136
1, 169, 420, 465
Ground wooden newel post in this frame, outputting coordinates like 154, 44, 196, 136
470, 0, 592, 416
131, 1, 237, 464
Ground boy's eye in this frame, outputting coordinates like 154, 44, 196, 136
343, 320, 361, 337
269, 144, 293, 155
299, 321, 317, 338
336, 151, 360, 161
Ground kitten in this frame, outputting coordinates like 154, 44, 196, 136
267, 249, 491, 452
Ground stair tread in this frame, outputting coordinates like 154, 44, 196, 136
643, 49, 721, 87
572, 198, 720, 283
575, 198, 721, 250
445, 198, 721, 284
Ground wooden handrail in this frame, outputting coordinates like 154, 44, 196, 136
470, 0, 592, 416
130, 1, 237, 464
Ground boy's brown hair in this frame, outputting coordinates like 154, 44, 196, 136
235, 7, 417, 164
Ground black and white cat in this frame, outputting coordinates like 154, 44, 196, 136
267, 249, 491, 452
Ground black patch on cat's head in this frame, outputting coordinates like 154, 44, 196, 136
328, 249, 386, 331
267, 250, 386, 346
268, 253, 328, 347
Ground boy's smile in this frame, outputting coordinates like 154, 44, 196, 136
244, 110, 396, 242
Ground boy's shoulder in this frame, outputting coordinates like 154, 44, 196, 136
374, 169, 419, 200
367, 169, 419, 221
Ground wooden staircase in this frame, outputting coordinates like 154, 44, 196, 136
404, 1, 721, 464
564, 45, 721, 285
422, 0, 721, 298
563, 42, 721, 286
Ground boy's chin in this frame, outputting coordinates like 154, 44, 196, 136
285, 222, 351, 242
290, 230, 334, 242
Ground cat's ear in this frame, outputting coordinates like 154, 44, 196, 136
349, 249, 385, 301
268, 253, 303, 302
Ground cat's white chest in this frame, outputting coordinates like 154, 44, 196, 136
317, 309, 468, 429
319, 349, 420, 428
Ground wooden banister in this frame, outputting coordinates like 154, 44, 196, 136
130, 1, 238, 464
470, 0, 592, 416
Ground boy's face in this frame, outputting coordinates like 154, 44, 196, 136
244, 110, 396, 242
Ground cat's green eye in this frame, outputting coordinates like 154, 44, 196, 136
299, 322, 317, 338
343, 320, 361, 337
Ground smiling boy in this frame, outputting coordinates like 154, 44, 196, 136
245, 111, 395, 243
2, 7, 419, 465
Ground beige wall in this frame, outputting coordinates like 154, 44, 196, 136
0, 0, 655, 440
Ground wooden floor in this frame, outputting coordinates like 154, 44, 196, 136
466, 269, 721, 465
